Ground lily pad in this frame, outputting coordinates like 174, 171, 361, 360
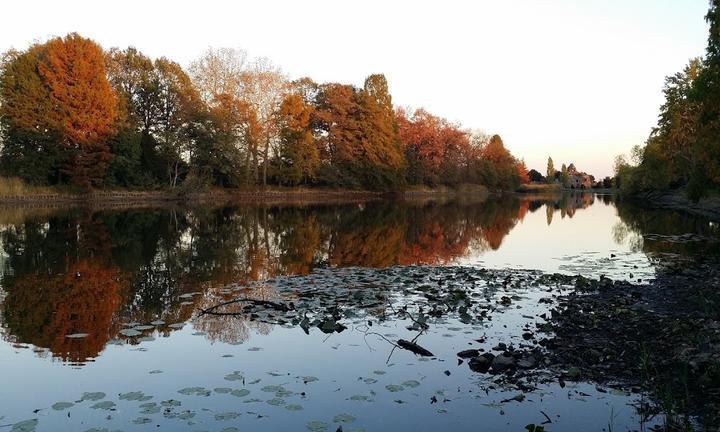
385, 384, 404, 392
119, 329, 141, 337
401, 380, 421, 388
214, 411, 240, 421
90, 401, 116, 410
224, 371, 244, 381
333, 413, 356, 423
80, 392, 106, 402
51, 402, 74, 411
306, 420, 329, 431
230, 389, 250, 398
132, 417, 152, 425
119, 391, 148, 401
177, 387, 210, 396
267, 398, 286, 406
11, 419, 38, 432
285, 404, 304, 411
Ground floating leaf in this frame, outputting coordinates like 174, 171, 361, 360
385, 385, 404, 392
333, 413, 356, 423
119, 329, 141, 337
90, 401, 116, 410
80, 392, 106, 402
224, 371, 244, 382
401, 380, 421, 388
306, 420, 329, 431
177, 387, 210, 396
214, 412, 240, 421
230, 389, 250, 398
285, 404, 304, 411
51, 402, 74, 411
11, 419, 38, 432
132, 417, 152, 425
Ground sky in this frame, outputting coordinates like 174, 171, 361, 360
0, 0, 710, 178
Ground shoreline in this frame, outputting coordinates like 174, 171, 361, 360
0, 185, 491, 208
629, 188, 720, 221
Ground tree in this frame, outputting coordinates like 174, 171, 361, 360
560, 163, 569, 187
153, 58, 202, 186
39, 34, 118, 188
546, 157, 555, 184
357, 74, 405, 189
528, 169, 544, 182
189, 47, 247, 105
516, 160, 530, 184
276, 92, 318, 185
0, 34, 117, 188
238, 58, 287, 186
0, 47, 63, 184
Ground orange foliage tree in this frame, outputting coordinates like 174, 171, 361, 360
39, 33, 118, 188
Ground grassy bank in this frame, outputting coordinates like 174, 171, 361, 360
516, 183, 562, 193
0, 177, 493, 207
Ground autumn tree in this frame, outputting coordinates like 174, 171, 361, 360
357, 74, 405, 189
0, 34, 117, 188
276, 92, 318, 185
0, 47, 62, 184
546, 157, 555, 184
482, 135, 523, 189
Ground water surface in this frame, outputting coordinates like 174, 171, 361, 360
0, 193, 717, 431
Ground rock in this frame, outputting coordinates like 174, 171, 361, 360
492, 342, 507, 351
517, 355, 537, 369
468, 352, 495, 373
491, 354, 516, 372
567, 366, 582, 380
456, 349, 480, 358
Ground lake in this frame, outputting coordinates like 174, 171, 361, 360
0, 193, 718, 432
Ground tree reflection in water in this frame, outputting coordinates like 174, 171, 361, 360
2, 193, 711, 362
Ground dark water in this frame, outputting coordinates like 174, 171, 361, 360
0, 193, 717, 431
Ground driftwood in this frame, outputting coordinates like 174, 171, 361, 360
397, 339, 434, 356
199, 297, 292, 316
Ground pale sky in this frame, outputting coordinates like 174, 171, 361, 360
0, 0, 709, 178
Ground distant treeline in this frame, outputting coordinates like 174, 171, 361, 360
615, 1, 720, 201
0, 34, 528, 191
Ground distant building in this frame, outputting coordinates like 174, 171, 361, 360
567, 163, 594, 189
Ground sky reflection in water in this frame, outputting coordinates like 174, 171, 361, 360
0, 193, 718, 431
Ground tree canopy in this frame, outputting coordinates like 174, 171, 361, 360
1, 33, 527, 192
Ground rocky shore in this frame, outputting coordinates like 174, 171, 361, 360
201, 259, 720, 430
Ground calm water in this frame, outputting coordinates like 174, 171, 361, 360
0, 193, 717, 431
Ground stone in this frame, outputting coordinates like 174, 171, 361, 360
456, 349, 480, 358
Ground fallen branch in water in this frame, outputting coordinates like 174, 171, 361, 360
397, 339, 434, 356
198, 297, 292, 316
